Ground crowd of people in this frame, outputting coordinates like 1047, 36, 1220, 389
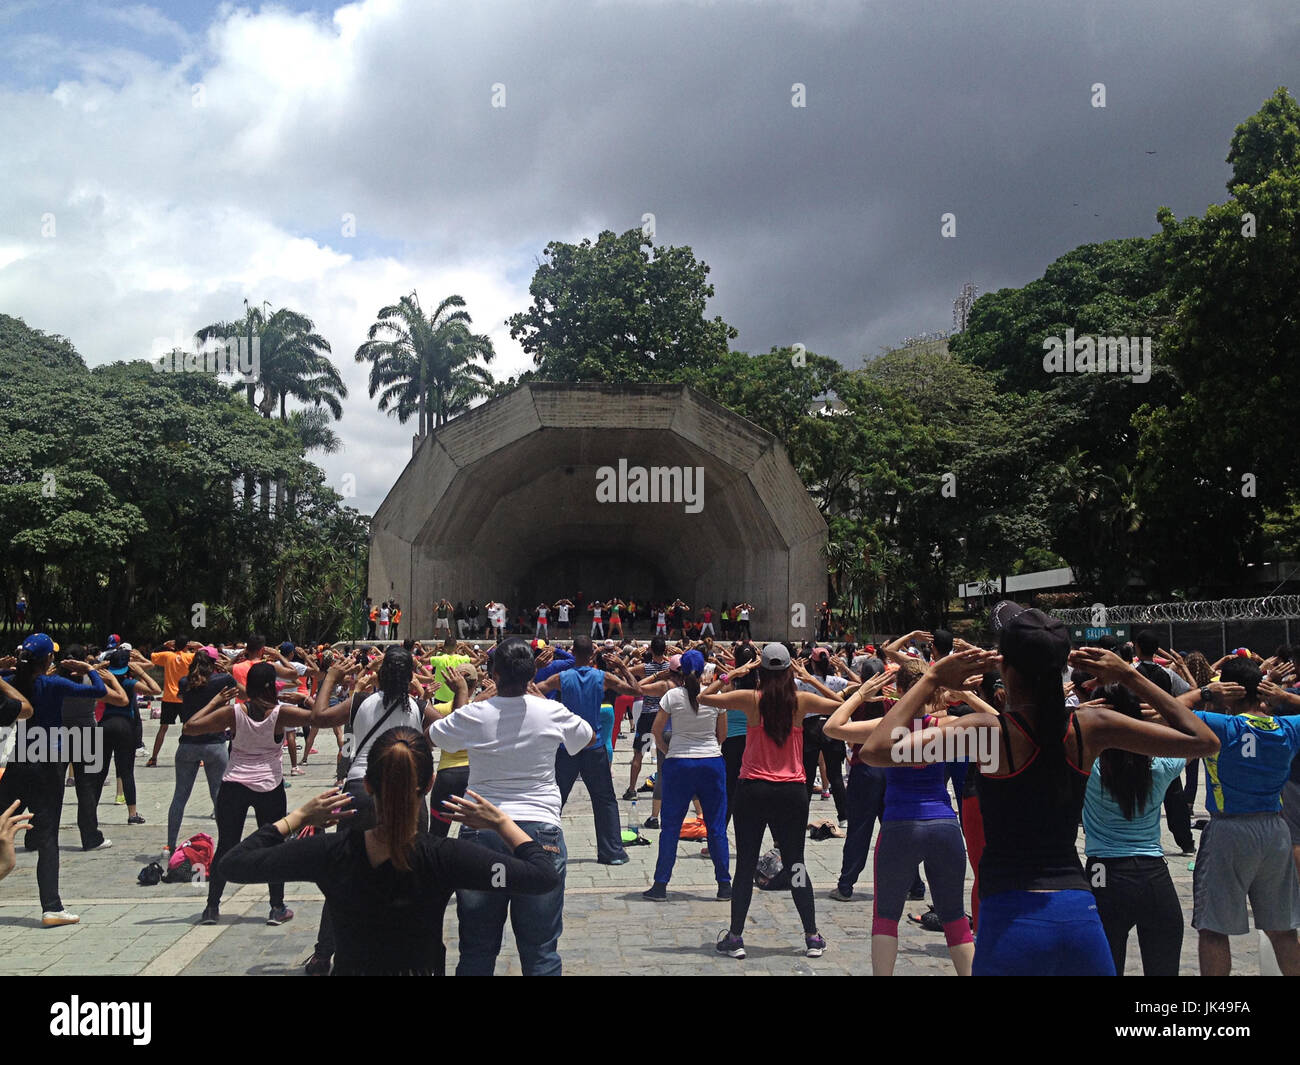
2, 605, 1299, 977
378, 594, 755, 642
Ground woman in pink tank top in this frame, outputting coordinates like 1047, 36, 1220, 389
699, 643, 843, 960
183, 661, 313, 926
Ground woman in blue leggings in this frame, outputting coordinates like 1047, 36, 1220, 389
858, 605, 1218, 976
639, 651, 732, 901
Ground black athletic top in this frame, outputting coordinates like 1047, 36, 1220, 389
220, 822, 559, 975
975, 710, 1090, 899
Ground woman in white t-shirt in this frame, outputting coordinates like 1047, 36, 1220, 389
639, 649, 731, 901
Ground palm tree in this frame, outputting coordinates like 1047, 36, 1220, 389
355, 292, 495, 444
197, 303, 346, 515
288, 406, 342, 456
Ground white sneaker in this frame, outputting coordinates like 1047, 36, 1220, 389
42, 910, 80, 927
88, 839, 113, 850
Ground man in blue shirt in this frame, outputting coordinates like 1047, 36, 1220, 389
1184, 657, 1300, 975
536, 636, 639, 864
531, 641, 574, 701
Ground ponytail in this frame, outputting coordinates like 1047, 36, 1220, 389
1096, 684, 1154, 820
1028, 667, 1071, 801
683, 672, 700, 712
757, 667, 796, 745
13, 651, 45, 703
366, 727, 433, 872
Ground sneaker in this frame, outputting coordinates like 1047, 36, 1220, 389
200, 906, 219, 925
642, 882, 668, 901
622, 788, 637, 800
128, 814, 145, 825
828, 887, 853, 902
290, 766, 306, 776
838, 819, 848, 828
1187, 858, 1196, 871
716, 930, 746, 958
304, 951, 332, 976
643, 816, 660, 829
805, 933, 827, 958
86, 839, 113, 851
309, 747, 319, 755
42, 910, 80, 928
820, 790, 831, 800
600, 856, 630, 866
115, 795, 126, 805
716, 882, 733, 900
267, 905, 294, 926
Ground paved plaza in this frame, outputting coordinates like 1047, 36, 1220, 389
0, 712, 1272, 976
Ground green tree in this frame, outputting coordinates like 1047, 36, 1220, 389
355, 292, 496, 439
509, 228, 737, 382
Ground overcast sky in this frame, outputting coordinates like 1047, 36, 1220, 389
2, 0, 1297, 514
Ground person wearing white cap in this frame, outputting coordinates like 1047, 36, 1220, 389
699, 642, 842, 960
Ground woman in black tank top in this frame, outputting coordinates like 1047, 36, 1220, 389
860, 603, 1217, 976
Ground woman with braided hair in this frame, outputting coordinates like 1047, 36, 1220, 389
220, 728, 560, 975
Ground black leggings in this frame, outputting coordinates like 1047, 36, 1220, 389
802, 717, 847, 821
873, 818, 967, 928
730, 779, 817, 937
100, 715, 138, 806
208, 781, 287, 909
1085, 854, 1184, 976
1162, 778, 1194, 851
722, 735, 746, 828
429, 765, 471, 839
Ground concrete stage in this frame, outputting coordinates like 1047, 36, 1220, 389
367, 383, 828, 641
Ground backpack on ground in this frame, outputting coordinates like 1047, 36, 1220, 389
678, 818, 708, 840
754, 847, 783, 887
166, 832, 215, 882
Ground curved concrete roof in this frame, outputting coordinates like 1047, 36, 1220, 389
368, 382, 827, 639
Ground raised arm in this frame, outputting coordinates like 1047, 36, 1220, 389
184, 685, 238, 733
1069, 647, 1220, 761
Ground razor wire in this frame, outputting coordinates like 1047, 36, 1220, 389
1054, 596, 1300, 625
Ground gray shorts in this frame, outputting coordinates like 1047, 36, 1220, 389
1282, 780, 1300, 846
1192, 812, 1300, 934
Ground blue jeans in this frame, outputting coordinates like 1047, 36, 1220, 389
837, 762, 886, 896
654, 756, 730, 885
455, 820, 566, 975
168, 740, 228, 850
555, 745, 627, 863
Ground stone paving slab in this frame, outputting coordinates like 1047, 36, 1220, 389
0, 713, 1270, 976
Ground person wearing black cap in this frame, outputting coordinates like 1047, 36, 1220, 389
860, 603, 1219, 976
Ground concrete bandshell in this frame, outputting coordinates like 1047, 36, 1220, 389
367, 383, 827, 640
